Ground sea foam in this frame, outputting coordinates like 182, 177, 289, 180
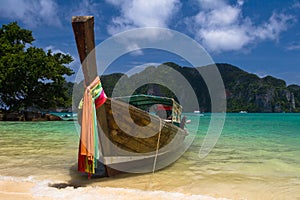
0, 176, 229, 200
30, 179, 229, 200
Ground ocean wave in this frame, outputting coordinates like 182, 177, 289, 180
33, 182, 230, 200
0, 176, 229, 200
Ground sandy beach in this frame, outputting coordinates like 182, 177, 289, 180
1, 171, 300, 200
0, 178, 230, 200
0, 180, 49, 200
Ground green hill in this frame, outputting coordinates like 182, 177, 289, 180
73, 62, 299, 113
215, 63, 296, 112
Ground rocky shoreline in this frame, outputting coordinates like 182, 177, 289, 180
0, 111, 62, 121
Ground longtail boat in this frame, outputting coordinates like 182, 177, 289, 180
72, 16, 188, 177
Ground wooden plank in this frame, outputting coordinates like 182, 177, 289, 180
97, 104, 113, 155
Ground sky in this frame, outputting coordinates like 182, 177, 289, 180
0, 0, 299, 85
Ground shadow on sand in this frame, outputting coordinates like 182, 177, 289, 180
48, 162, 149, 189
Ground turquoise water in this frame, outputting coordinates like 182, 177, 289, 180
0, 113, 299, 199
0, 121, 79, 179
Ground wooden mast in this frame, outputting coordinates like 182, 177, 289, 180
72, 16, 120, 177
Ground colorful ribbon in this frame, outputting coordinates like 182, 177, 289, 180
78, 76, 107, 178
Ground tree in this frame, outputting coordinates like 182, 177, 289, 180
0, 22, 74, 112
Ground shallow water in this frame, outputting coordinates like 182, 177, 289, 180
0, 113, 299, 199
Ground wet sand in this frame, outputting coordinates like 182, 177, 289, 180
0, 179, 228, 200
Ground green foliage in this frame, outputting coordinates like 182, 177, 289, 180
0, 22, 74, 111
262, 76, 286, 88
101, 73, 125, 97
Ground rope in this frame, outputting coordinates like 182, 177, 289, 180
152, 119, 162, 174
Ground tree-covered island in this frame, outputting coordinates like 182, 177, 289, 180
1, 22, 299, 121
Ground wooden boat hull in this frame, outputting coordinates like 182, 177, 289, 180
95, 98, 187, 173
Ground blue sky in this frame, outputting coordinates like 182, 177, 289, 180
0, 0, 299, 85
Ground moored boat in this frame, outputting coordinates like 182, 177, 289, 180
72, 16, 189, 177
194, 110, 204, 116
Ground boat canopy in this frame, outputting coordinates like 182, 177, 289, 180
114, 94, 182, 124
114, 94, 178, 107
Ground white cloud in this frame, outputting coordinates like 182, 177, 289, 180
187, 0, 295, 53
106, 0, 180, 57
106, 0, 181, 34
0, 0, 61, 27
68, 0, 101, 19
198, 27, 251, 51
253, 13, 293, 40
45, 45, 66, 55
125, 62, 161, 76
254, 71, 269, 78
286, 42, 300, 50
287, 45, 300, 50
44, 45, 79, 82
44, 45, 78, 65
292, 2, 300, 8
126, 43, 144, 56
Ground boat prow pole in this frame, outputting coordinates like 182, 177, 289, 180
71, 16, 97, 85
71, 16, 120, 177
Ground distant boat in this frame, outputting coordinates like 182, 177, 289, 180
63, 114, 72, 118
48, 112, 77, 121
193, 110, 204, 116
72, 16, 189, 177
239, 111, 248, 113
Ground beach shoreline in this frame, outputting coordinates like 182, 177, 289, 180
2, 171, 299, 200
0, 177, 231, 200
